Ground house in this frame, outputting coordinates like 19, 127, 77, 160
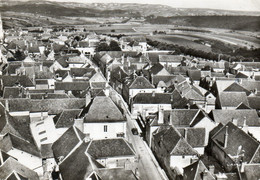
109, 66, 129, 94
86, 138, 136, 170
0, 133, 43, 175
209, 109, 260, 140
123, 76, 155, 104
167, 109, 216, 144
3, 87, 25, 99
0, 75, 35, 90
132, 92, 172, 118
152, 125, 198, 178
120, 36, 147, 52
216, 92, 249, 110
58, 142, 104, 180
158, 55, 184, 68
0, 157, 39, 180
41, 143, 57, 178
89, 71, 107, 89
183, 160, 215, 180
187, 69, 201, 85
81, 96, 127, 139
210, 122, 260, 172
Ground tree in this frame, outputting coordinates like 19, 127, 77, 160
96, 43, 110, 52
109, 40, 121, 51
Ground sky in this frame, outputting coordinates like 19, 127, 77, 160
48, 0, 260, 11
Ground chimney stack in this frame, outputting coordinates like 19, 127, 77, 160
224, 126, 228, 148
242, 117, 248, 133
152, 91, 155, 97
184, 128, 188, 140
232, 118, 238, 126
158, 106, 164, 124
5, 100, 9, 112
209, 165, 215, 175
202, 170, 208, 180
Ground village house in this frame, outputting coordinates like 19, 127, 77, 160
79, 96, 127, 139
210, 122, 260, 172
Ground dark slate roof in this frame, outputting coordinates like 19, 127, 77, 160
70, 68, 95, 77
28, 89, 54, 94
110, 66, 129, 84
187, 70, 201, 81
1, 75, 34, 87
133, 93, 172, 104
212, 122, 260, 163
3, 87, 25, 99
35, 79, 48, 85
129, 76, 154, 89
54, 109, 82, 128
149, 63, 164, 75
243, 164, 260, 180
84, 96, 125, 123
41, 143, 54, 159
0, 133, 41, 157
218, 92, 249, 108
59, 143, 103, 180
183, 160, 215, 180
0, 158, 39, 180
171, 90, 189, 109
236, 102, 251, 110
153, 126, 197, 156
6, 172, 28, 180
168, 109, 200, 127
97, 168, 137, 180
55, 81, 90, 91
87, 138, 135, 159
30, 93, 69, 99
0, 104, 34, 143
241, 80, 260, 92
177, 127, 206, 147
0, 98, 86, 114
52, 126, 85, 161
247, 96, 260, 110
209, 109, 260, 126
223, 82, 251, 95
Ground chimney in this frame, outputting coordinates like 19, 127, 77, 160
184, 128, 188, 140
158, 106, 164, 124
5, 100, 9, 112
202, 170, 208, 180
254, 88, 258, 95
41, 112, 44, 121
242, 117, 248, 133
224, 126, 228, 148
215, 173, 227, 180
232, 118, 238, 126
187, 104, 190, 109
152, 91, 155, 97
209, 165, 215, 174
170, 94, 173, 102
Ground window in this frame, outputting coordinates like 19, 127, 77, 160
182, 155, 185, 159
104, 125, 108, 132
39, 130, 46, 135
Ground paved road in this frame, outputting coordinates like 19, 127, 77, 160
125, 113, 168, 180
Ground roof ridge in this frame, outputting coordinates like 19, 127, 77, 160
123, 138, 136, 155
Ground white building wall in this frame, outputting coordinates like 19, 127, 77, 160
194, 147, 205, 155
132, 104, 172, 118
129, 88, 156, 99
83, 122, 126, 139
170, 155, 194, 174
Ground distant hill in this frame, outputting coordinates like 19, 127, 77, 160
1, 0, 260, 31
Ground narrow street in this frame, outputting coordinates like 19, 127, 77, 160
125, 114, 168, 180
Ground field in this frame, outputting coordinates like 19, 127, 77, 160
147, 35, 212, 52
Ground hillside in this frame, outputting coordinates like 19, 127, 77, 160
1, 0, 260, 31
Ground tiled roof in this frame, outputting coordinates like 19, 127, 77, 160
153, 126, 197, 156
218, 92, 249, 108
52, 126, 85, 161
0, 133, 41, 157
30, 93, 69, 99
177, 127, 206, 147
212, 122, 260, 163
168, 109, 200, 127
1, 75, 34, 87
59, 143, 103, 180
149, 63, 164, 75
84, 96, 125, 123
133, 93, 172, 104
209, 109, 260, 126
129, 76, 154, 89
152, 75, 176, 86
87, 138, 135, 158
3, 87, 25, 99
0, 158, 39, 180
41, 143, 54, 159
223, 82, 251, 95
187, 70, 201, 81
55, 81, 90, 91
247, 96, 260, 110
243, 164, 260, 180
0, 98, 86, 114
54, 109, 82, 128
183, 160, 215, 180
